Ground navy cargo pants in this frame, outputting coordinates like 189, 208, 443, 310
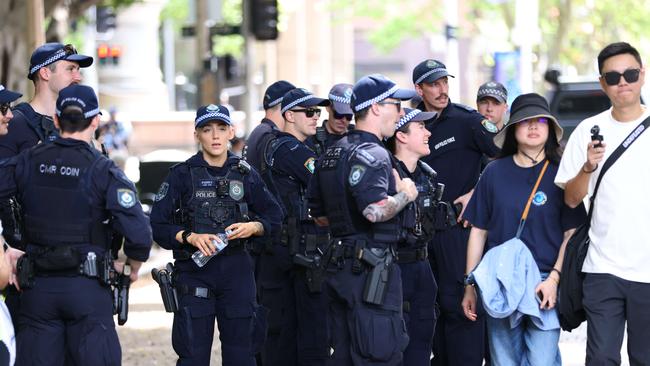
325, 245, 409, 366
16, 276, 120, 366
429, 226, 486, 366
399, 258, 437, 366
172, 251, 266, 366
257, 244, 329, 366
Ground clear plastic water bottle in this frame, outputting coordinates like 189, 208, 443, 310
191, 231, 230, 267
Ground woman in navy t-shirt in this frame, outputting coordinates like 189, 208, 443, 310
461, 93, 585, 366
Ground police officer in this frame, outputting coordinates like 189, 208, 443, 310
0, 42, 93, 249
0, 85, 22, 142
385, 108, 439, 366
306, 83, 354, 155
476, 81, 509, 131
412, 59, 499, 366
244, 80, 295, 172
0, 43, 93, 159
260, 88, 331, 366
308, 74, 418, 366
0, 84, 152, 365
150, 104, 282, 366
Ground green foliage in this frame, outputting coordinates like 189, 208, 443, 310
328, 0, 442, 54
161, 0, 190, 24
212, 0, 244, 57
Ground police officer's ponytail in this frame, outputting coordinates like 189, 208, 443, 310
58, 105, 93, 133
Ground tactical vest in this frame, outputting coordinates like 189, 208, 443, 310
397, 165, 437, 249
184, 161, 250, 244
21, 142, 109, 248
13, 103, 60, 143
263, 135, 309, 222
317, 135, 401, 245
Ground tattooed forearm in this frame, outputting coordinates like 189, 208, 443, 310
362, 191, 410, 223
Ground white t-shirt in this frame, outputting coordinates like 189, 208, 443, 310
555, 107, 650, 283
0, 301, 15, 366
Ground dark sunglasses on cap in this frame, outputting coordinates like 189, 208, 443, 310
602, 68, 641, 86
0, 103, 11, 116
291, 108, 321, 118
333, 111, 353, 121
63, 43, 78, 55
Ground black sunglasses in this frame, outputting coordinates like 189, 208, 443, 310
333, 112, 353, 121
602, 68, 641, 86
63, 44, 78, 55
0, 103, 11, 116
377, 100, 402, 112
291, 108, 321, 118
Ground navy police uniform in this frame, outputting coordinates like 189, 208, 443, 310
413, 61, 498, 365
305, 123, 346, 157
387, 108, 440, 366
308, 75, 416, 366
257, 88, 331, 366
0, 85, 150, 366
150, 105, 282, 366
309, 129, 408, 366
393, 160, 438, 366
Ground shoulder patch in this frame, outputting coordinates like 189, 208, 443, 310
229, 180, 244, 200
304, 157, 316, 173
155, 182, 169, 201
481, 119, 499, 133
117, 188, 137, 208
349, 165, 366, 186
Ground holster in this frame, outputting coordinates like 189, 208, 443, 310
151, 263, 179, 313
359, 247, 393, 305
433, 201, 462, 230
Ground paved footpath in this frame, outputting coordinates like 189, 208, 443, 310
118, 248, 631, 366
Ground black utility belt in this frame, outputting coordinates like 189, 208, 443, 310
279, 233, 330, 248
395, 246, 428, 264
16, 247, 113, 289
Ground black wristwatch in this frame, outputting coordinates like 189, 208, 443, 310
463, 274, 474, 287
181, 230, 192, 245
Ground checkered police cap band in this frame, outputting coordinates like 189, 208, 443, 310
353, 85, 399, 112
395, 109, 421, 130
329, 93, 350, 104
195, 112, 231, 125
267, 96, 283, 108
414, 67, 447, 85
477, 88, 507, 101
29, 49, 67, 76
281, 95, 318, 114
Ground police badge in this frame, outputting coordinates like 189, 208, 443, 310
117, 189, 137, 208
349, 165, 366, 186
229, 180, 244, 200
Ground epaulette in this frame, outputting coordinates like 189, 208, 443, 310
454, 103, 478, 112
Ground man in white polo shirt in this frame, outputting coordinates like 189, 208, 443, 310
555, 42, 650, 365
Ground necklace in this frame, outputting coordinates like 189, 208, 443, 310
519, 148, 545, 165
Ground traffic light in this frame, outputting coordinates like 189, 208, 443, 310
249, 0, 278, 41
97, 45, 122, 66
96, 6, 117, 33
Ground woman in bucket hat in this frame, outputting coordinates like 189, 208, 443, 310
460, 93, 586, 365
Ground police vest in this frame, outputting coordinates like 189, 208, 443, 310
395, 162, 437, 249
263, 135, 309, 222
21, 142, 109, 248
12, 103, 60, 143
185, 160, 250, 242
317, 136, 401, 245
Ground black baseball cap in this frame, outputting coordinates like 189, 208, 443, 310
412, 59, 455, 85
263, 80, 296, 110
0, 85, 22, 104
477, 81, 508, 104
